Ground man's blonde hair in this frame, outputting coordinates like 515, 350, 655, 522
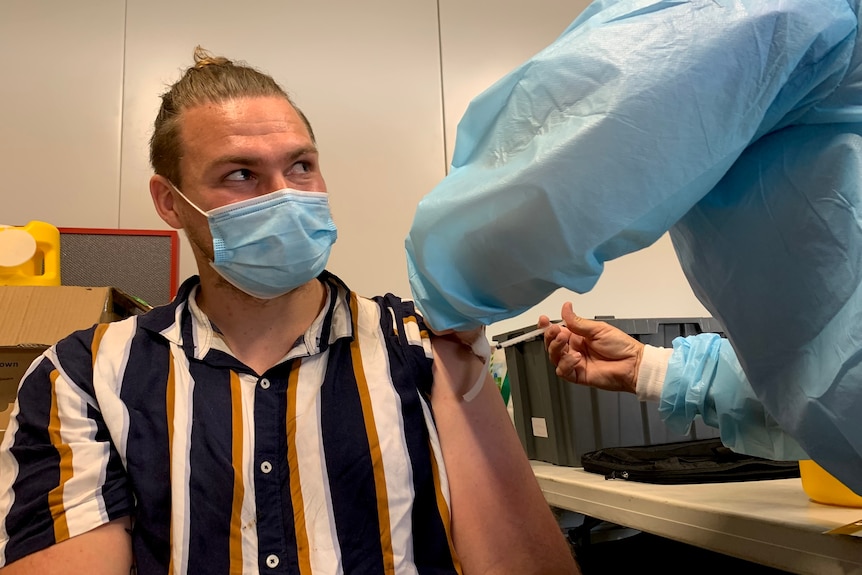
149, 46, 315, 186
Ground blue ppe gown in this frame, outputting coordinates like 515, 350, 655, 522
405, 0, 862, 494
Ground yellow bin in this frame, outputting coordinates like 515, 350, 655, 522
799, 460, 862, 507
0, 221, 61, 286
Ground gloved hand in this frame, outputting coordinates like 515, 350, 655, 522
540, 302, 644, 394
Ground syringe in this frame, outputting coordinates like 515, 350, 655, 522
495, 321, 563, 349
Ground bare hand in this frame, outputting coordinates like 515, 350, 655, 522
539, 302, 644, 394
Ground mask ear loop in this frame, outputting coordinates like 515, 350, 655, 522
165, 180, 223, 274
166, 180, 209, 217
462, 333, 491, 402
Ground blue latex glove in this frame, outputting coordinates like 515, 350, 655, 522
661, 334, 808, 461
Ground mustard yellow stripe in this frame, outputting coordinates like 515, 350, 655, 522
403, 314, 428, 340
287, 363, 313, 575
46, 369, 71, 542
349, 293, 395, 573
429, 444, 463, 575
90, 323, 110, 370
166, 352, 176, 575
229, 371, 245, 574
396, 313, 417, 337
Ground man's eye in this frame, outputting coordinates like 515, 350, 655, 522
289, 161, 311, 174
225, 169, 254, 181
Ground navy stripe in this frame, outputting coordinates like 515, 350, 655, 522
91, 398, 135, 521
53, 327, 98, 398
375, 296, 456, 574
186, 361, 236, 574
121, 331, 173, 574
316, 271, 341, 354
255, 361, 296, 574
320, 338, 385, 574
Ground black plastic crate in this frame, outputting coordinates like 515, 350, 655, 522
493, 317, 726, 467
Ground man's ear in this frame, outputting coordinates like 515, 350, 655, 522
150, 175, 184, 229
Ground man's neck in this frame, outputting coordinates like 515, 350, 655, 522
194, 273, 328, 375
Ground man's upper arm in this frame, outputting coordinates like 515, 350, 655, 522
0, 336, 134, 568
429, 336, 578, 574
0, 517, 132, 575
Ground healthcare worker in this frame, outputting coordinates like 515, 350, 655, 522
405, 0, 862, 495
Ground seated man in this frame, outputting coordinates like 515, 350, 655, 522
0, 48, 577, 575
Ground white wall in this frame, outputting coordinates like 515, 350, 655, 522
0, 0, 125, 227
0, 0, 709, 338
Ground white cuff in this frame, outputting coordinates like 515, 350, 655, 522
636, 344, 674, 402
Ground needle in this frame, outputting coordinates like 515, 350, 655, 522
495, 321, 563, 349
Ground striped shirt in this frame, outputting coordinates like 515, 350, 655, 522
0, 272, 462, 574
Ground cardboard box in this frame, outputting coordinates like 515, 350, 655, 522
0, 286, 149, 436
494, 317, 726, 467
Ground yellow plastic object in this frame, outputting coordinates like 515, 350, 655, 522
799, 459, 862, 507
0, 221, 61, 286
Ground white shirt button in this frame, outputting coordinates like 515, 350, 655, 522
260, 461, 272, 474
260, 378, 271, 389
266, 554, 279, 568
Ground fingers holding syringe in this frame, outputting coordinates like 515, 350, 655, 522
539, 315, 562, 345
542, 317, 572, 362
545, 326, 581, 373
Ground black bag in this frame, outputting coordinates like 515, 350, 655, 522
580, 438, 800, 484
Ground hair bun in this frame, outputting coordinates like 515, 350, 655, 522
193, 45, 232, 68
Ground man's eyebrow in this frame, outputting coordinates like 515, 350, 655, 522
210, 146, 319, 168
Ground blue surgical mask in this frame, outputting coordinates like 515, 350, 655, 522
169, 182, 338, 299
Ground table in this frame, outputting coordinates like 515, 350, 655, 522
532, 461, 862, 575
